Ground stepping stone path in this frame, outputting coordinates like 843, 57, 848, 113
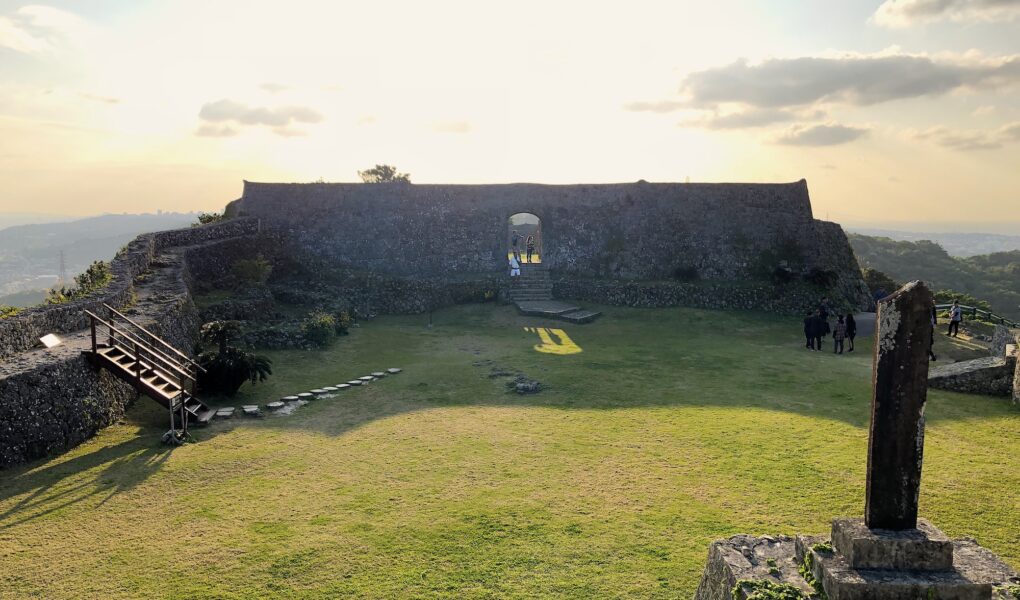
255, 368, 403, 417
215, 407, 235, 419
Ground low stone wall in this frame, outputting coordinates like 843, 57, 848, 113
0, 221, 254, 468
551, 276, 843, 315
990, 325, 1019, 357
928, 356, 1017, 397
0, 218, 258, 360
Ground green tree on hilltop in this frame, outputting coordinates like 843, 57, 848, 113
358, 164, 410, 184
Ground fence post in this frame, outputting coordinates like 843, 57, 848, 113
90, 317, 97, 353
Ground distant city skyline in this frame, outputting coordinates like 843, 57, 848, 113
1, 0, 1018, 230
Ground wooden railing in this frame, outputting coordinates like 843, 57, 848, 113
935, 304, 1018, 328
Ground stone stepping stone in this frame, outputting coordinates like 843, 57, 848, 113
358, 376, 375, 381
310, 388, 327, 395
297, 392, 314, 399
282, 395, 300, 402
334, 384, 351, 390
266, 401, 285, 410
371, 371, 386, 378
347, 380, 362, 386
387, 368, 402, 374
323, 386, 338, 392
242, 405, 260, 416
215, 407, 235, 418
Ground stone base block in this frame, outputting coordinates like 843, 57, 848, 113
798, 530, 1018, 600
693, 534, 816, 600
831, 518, 954, 570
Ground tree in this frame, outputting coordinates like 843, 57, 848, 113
231, 255, 273, 286
358, 164, 410, 184
193, 212, 225, 227
197, 320, 272, 396
46, 261, 113, 304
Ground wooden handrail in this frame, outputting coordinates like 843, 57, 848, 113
934, 303, 1018, 328
103, 303, 206, 373
85, 310, 196, 384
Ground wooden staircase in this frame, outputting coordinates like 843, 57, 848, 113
84, 304, 214, 439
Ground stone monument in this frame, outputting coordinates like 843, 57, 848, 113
694, 281, 1019, 600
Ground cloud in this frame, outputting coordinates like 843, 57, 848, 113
972, 104, 996, 116
195, 124, 239, 138
259, 82, 289, 93
873, 0, 1020, 27
912, 121, 1020, 150
680, 107, 821, 129
0, 5, 91, 54
772, 123, 869, 146
356, 115, 377, 125
79, 92, 119, 104
433, 120, 472, 133
197, 99, 323, 136
678, 52, 1020, 109
622, 100, 687, 113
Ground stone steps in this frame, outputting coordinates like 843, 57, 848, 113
515, 300, 602, 324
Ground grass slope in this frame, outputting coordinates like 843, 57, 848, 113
1, 304, 1017, 598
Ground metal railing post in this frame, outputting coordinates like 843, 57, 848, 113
90, 317, 97, 353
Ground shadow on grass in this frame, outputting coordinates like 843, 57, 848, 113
0, 435, 170, 530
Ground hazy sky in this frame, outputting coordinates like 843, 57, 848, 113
1, 0, 1018, 230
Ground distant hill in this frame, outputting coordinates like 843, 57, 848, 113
847, 228, 1020, 258
848, 233, 1020, 320
0, 212, 197, 298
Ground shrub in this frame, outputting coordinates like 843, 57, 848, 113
193, 212, 225, 227
232, 255, 273, 286
197, 320, 272, 396
334, 310, 352, 335
46, 261, 113, 304
0, 305, 20, 319
198, 348, 272, 397
302, 311, 337, 347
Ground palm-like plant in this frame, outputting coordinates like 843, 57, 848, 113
197, 320, 272, 396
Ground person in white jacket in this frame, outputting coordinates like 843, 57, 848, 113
509, 254, 521, 277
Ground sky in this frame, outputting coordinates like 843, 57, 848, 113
0, 0, 1018, 231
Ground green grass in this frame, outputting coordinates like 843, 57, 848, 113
1, 304, 1017, 599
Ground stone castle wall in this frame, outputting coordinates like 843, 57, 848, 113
231, 180, 872, 309
0, 220, 257, 467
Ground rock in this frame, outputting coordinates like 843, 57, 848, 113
508, 375, 541, 395
266, 401, 285, 410
387, 368, 402, 374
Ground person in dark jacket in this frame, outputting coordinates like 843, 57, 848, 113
804, 311, 815, 349
929, 306, 938, 362
845, 313, 857, 352
812, 309, 826, 351
819, 297, 831, 321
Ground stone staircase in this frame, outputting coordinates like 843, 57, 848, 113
510, 264, 601, 324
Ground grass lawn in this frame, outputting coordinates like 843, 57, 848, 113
1, 304, 1017, 598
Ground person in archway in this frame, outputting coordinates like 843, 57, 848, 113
509, 253, 521, 279
511, 229, 523, 264
845, 313, 857, 352
526, 234, 536, 264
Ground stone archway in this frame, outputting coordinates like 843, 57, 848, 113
507, 213, 542, 265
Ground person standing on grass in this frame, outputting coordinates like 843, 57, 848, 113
832, 315, 847, 354
929, 305, 938, 362
511, 230, 522, 264
526, 234, 536, 264
812, 308, 826, 351
948, 300, 962, 337
819, 297, 831, 321
845, 313, 857, 352
804, 310, 816, 350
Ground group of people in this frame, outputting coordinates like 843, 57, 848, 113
510, 230, 537, 264
803, 297, 857, 354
